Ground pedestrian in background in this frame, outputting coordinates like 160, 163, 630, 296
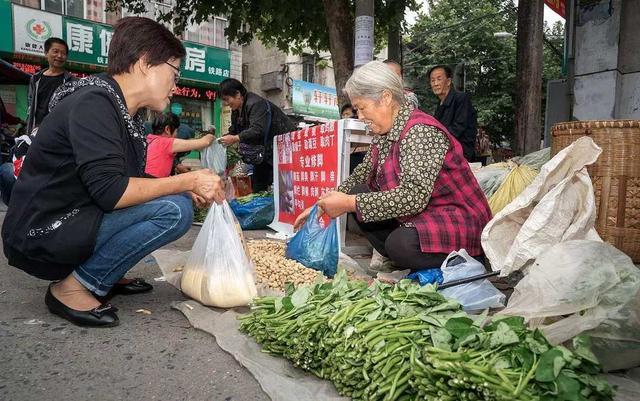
429, 65, 477, 161
218, 78, 296, 192
26, 37, 75, 135
383, 59, 419, 109
145, 112, 215, 178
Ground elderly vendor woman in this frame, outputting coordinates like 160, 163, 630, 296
295, 61, 491, 270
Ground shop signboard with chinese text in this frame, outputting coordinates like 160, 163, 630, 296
63, 16, 113, 66
292, 80, 339, 119
173, 85, 218, 101
270, 121, 343, 234
8, 5, 231, 84
180, 41, 231, 85
12, 5, 63, 57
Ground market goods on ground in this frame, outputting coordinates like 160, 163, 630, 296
247, 239, 322, 292
240, 270, 614, 401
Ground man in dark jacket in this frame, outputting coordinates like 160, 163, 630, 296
219, 78, 296, 192
429, 65, 477, 161
26, 37, 75, 134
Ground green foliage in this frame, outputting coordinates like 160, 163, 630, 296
110, 0, 419, 55
405, 0, 564, 147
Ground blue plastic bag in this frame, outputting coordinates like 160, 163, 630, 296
285, 205, 338, 277
229, 195, 274, 230
407, 268, 444, 286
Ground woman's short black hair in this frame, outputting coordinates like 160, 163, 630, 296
44, 37, 69, 54
218, 78, 247, 98
107, 17, 186, 76
340, 103, 353, 114
428, 65, 453, 79
152, 112, 180, 134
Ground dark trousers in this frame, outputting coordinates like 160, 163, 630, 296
349, 184, 448, 270
251, 161, 273, 192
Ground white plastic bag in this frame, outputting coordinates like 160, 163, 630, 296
181, 201, 257, 307
439, 249, 505, 311
201, 139, 227, 175
499, 240, 640, 371
482, 137, 603, 276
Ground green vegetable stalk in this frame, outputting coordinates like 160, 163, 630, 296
239, 271, 614, 401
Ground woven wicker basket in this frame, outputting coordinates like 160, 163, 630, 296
551, 120, 640, 262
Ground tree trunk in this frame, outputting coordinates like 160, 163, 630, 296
322, 0, 354, 107
515, 0, 544, 155
387, 0, 405, 63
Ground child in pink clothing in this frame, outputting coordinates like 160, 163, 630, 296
145, 112, 215, 177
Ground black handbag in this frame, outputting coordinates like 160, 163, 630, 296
239, 101, 272, 165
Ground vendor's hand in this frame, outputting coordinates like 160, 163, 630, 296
190, 169, 225, 204
219, 134, 240, 146
188, 191, 208, 208
293, 206, 314, 232
175, 163, 191, 174
317, 191, 356, 218
202, 133, 216, 146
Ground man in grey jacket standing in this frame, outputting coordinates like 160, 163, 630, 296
26, 37, 75, 134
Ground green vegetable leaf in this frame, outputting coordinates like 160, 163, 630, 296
494, 356, 511, 370
281, 296, 294, 312
524, 330, 550, 355
472, 309, 490, 328
284, 282, 295, 296
557, 372, 581, 401
430, 326, 452, 350
536, 349, 565, 382
511, 346, 534, 371
291, 287, 312, 308
444, 317, 475, 338
489, 322, 520, 348
419, 314, 447, 327
274, 298, 284, 313
486, 315, 525, 332
572, 335, 600, 366
366, 309, 382, 322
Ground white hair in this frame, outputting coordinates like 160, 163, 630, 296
344, 61, 405, 105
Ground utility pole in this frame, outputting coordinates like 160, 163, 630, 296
387, 0, 405, 63
354, 0, 375, 67
515, 0, 544, 155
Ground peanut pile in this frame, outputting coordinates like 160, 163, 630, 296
247, 240, 322, 291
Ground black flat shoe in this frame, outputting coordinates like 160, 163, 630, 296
45, 285, 119, 327
110, 278, 153, 295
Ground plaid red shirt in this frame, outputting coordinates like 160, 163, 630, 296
366, 109, 492, 256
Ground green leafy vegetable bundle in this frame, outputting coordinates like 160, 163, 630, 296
239, 271, 614, 401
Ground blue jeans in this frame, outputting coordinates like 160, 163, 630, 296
0, 162, 16, 206
73, 194, 193, 296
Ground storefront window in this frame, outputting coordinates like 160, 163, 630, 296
170, 98, 214, 134
214, 17, 228, 49
12, 0, 40, 9
66, 0, 84, 18
184, 17, 228, 49
85, 0, 105, 22
302, 54, 315, 83
41, 0, 63, 13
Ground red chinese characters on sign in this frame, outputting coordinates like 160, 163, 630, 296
275, 121, 339, 225
173, 86, 217, 101
13, 62, 40, 75
545, 0, 565, 18
13, 62, 90, 78
174, 86, 202, 99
